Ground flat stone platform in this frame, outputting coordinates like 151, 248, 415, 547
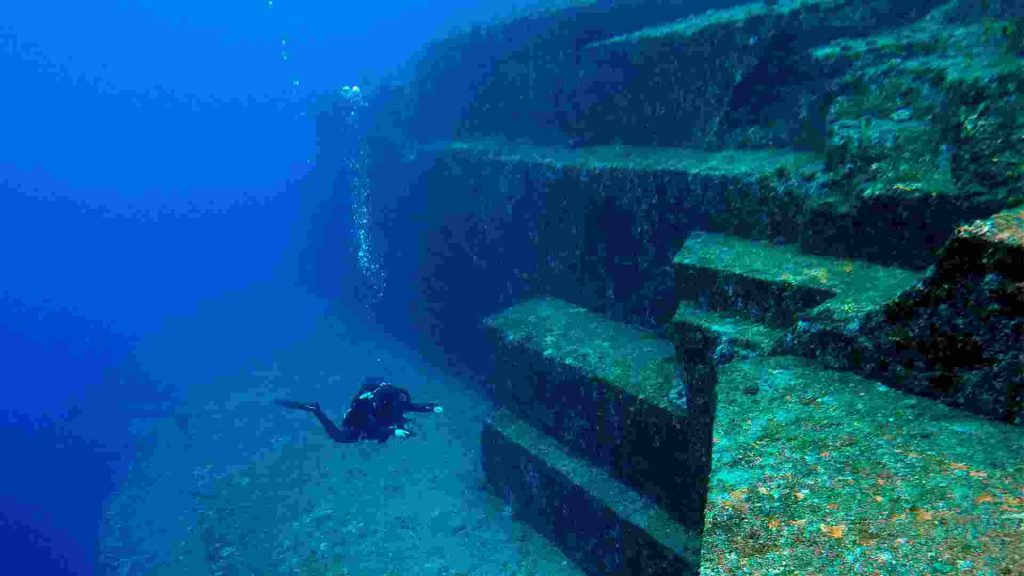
701, 355, 1024, 574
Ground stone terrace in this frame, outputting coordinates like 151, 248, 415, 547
702, 355, 1024, 575
306, 1, 1024, 574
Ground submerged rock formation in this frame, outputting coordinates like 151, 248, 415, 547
290, 0, 1024, 573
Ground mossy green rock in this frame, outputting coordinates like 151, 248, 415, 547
701, 356, 1024, 574
483, 409, 701, 576
484, 297, 715, 529
831, 206, 1024, 424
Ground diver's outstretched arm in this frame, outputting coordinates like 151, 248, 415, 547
406, 401, 443, 414
274, 399, 319, 412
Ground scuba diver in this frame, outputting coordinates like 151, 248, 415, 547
275, 377, 443, 443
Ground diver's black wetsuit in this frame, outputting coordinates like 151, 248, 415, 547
276, 377, 440, 443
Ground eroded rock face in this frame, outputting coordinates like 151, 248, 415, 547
309, 1, 1024, 424
950, 74, 1024, 211
809, 13, 1024, 268
855, 207, 1024, 424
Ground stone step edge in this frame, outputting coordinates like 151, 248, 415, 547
485, 408, 702, 565
675, 231, 842, 295
587, 0, 836, 49
672, 300, 786, 354
483, 296, 685, 415
674, 231, 924, 316
421, 139, 824, 180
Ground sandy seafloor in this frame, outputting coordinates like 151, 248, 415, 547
98, 284, 582, 576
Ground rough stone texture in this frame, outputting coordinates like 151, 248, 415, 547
301, 7, 1024, 573
483, 297, 714, 530
671, 302, 787, 361
483, 409, 701, 576
809, 12, 1024, 268
675, 232, 836, 328
373, 139, 828, 380
424, 140, 830, 251
195, 438, 586, 576
573, 0, 946, 150
675, 231, 923, 330
949, 59, 1024, 217
701, 355, 1024, 575
799, 206, 1024, 424
942, 0, 1024, 22
407, 0, 751, 146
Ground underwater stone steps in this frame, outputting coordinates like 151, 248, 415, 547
674, 232, 833, 329
803, 14, 1024, 268
406, 0, 763, 146
422, 138, 833, 246
482, 408, 702, 576
483, 297, 713, 532
810, 19, 1002, 72
673, 231, 924, 346
817, 205, 1024, 424
700, 355, 1024, 574
810, 10, 1023, 83
587, 0, 840, 48
671, 301, 786, 360
587, 0, 954, 50
572, 0, 947, 149
423, 139, 824, 178
674, 216, 1024, 425
675, 230, 925, 324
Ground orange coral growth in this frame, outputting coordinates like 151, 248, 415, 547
956, 207, 1024, 246
725, 488, 750, 513
820, 524, 846, 538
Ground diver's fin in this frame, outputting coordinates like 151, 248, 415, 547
274, 399, 319, 412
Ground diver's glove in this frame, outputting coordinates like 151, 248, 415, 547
275, 399, 321, 412
394, 428, 412, 439
432, 405, 444, 414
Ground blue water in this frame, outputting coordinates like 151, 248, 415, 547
0, 2, 535, 573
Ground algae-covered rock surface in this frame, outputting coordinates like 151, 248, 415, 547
484, 297, 714, 530
483, 408, 701, 576
701, 356, 1024, 575
848, 206, 1024, 424
812, 10, 1024, 267
296, 2, 1024, 573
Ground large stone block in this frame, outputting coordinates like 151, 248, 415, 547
484, 297, 715, 529
674, 231, 905, 328
482, 408, 702, 576
808, 18, 1024, 268
573, 0, 946, 149
406, 0, 750, 145
671, 301, 787, 364
824, 206, 1024, 424
397, 140, 825, 353
701, 355, 1024, 574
